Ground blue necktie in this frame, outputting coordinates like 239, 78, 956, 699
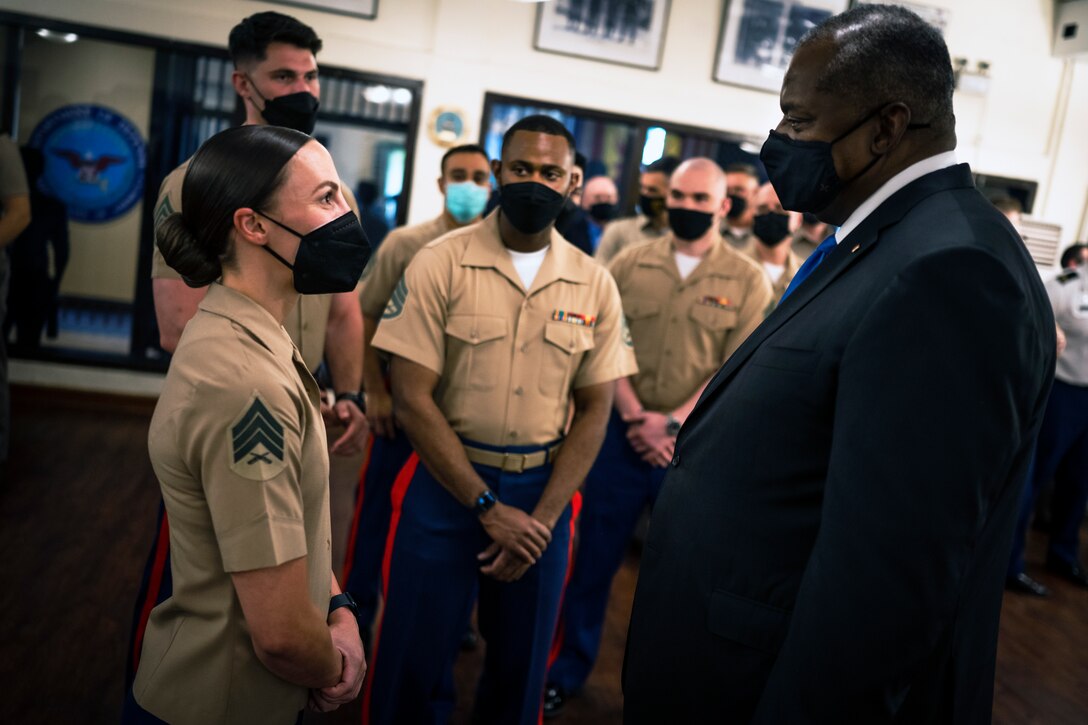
780, 234, 838, 302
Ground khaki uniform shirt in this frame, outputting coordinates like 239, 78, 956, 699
359, 213, 457, 319
373, 211, 637, 447
609, 234, 772, 413
137, 283, 331, 724
746, 245, 803, 302
594, 215, 668, 265
791, 230, 821, 260
722, 226, 757, 255
150, 157, 360, 371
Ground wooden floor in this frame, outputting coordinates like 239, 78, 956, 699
1, 385, 1086, 724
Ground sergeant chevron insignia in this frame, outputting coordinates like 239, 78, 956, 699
228, 393, 287, 481
383, 275, 409, 319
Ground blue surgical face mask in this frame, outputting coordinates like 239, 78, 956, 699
445, 182, 490, 224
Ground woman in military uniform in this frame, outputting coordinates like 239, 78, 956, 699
127, 125, 369, 724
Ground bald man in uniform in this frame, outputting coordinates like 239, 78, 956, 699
362, 115, 636, 724
580, 175, 619, 251
126, 11, 366, 704
341, 143, 493, 638
747, 181, 803, 304
594, 156, 679, 264
544, 157, 771, 714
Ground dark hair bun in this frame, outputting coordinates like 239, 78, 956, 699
157, 213, 221, 288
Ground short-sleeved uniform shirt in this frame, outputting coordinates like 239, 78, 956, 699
791, 230, 821, 260
608, 233, 773, 413
136, 283, 332, 724
373, 211, 638, 448
1048, 268, 1088, 386
746, 244, 803, 301
358, 213, 457, 319
722, 226, 757, 255
151, 156, 360, 372
594, 215, 668, 265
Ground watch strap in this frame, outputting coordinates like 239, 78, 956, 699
329, 592, 358, 617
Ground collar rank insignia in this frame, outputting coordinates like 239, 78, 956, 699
229, 394, 287, 481
700, 295, 732, 309
552, 310, 597, 327
1058, 269, 1078, 285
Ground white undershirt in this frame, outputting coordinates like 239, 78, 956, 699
762, 261, 786, 284
674, 251, 702, 281
508, 246, 550, 289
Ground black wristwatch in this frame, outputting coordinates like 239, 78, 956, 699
329, 592, 359, 619
335, 391, 366, 413
665, 414, 682, 437
474, 489, 497, 516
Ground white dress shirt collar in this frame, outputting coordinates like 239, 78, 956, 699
835, 150, 959, 244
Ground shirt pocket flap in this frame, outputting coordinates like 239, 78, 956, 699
707, 589, 790, 654
543, 321, 596, 356
625, 298, 662, 320
689, 302, 737, 330
445, 315, 507, 345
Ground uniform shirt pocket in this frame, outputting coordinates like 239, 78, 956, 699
445, 314, 508, 391
539, 321, 596, 396
689, 300, 738, 331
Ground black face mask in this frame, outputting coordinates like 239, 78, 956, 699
668, 208, 714, 241
760, 106, 930, 213
639, 194, 666, 218
499, 181, 567, 235
726, 194, 748, 220
248, 78, 320, 135
753, 212, 792, 246
259, 210, 371, 294
589, 202, 618, 223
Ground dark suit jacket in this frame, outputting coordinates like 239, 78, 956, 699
623, 164, 1055, 724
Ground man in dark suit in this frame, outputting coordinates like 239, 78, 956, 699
623, 6, 1056, 724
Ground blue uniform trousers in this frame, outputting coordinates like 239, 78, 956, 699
1009, 379, 1088, 574
123, 501, 172, 704
547, 411, 667, 693
344, 431, 416, 629
363, 440, 571, 725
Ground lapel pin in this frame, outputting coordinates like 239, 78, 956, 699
850, 244, 861, 253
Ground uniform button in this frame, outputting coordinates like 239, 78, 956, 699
514, 386, 524, 396
665, 349, 672, 356
509, 430, 518, 439
671, 452, 680, 467
471, 330, 478, 340
521, 343, 529, 353
671, 316, 679, 322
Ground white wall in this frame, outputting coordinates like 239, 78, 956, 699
3, 0, 1085, 248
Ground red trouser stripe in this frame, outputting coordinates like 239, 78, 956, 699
132, 513, 170, 673
541, 491, 583, 725
361, 451, 420, 725
341, 434, 376, 582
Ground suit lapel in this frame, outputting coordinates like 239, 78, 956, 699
685, 164, 977, 430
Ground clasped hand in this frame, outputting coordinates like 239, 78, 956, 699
477, 502, 552, 582
623, 410, 674, 468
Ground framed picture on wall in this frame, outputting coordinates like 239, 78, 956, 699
534, 0, 672, 71
713, 0, 847, 92
852, 1, 949, 35
254, 0, 378, 21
